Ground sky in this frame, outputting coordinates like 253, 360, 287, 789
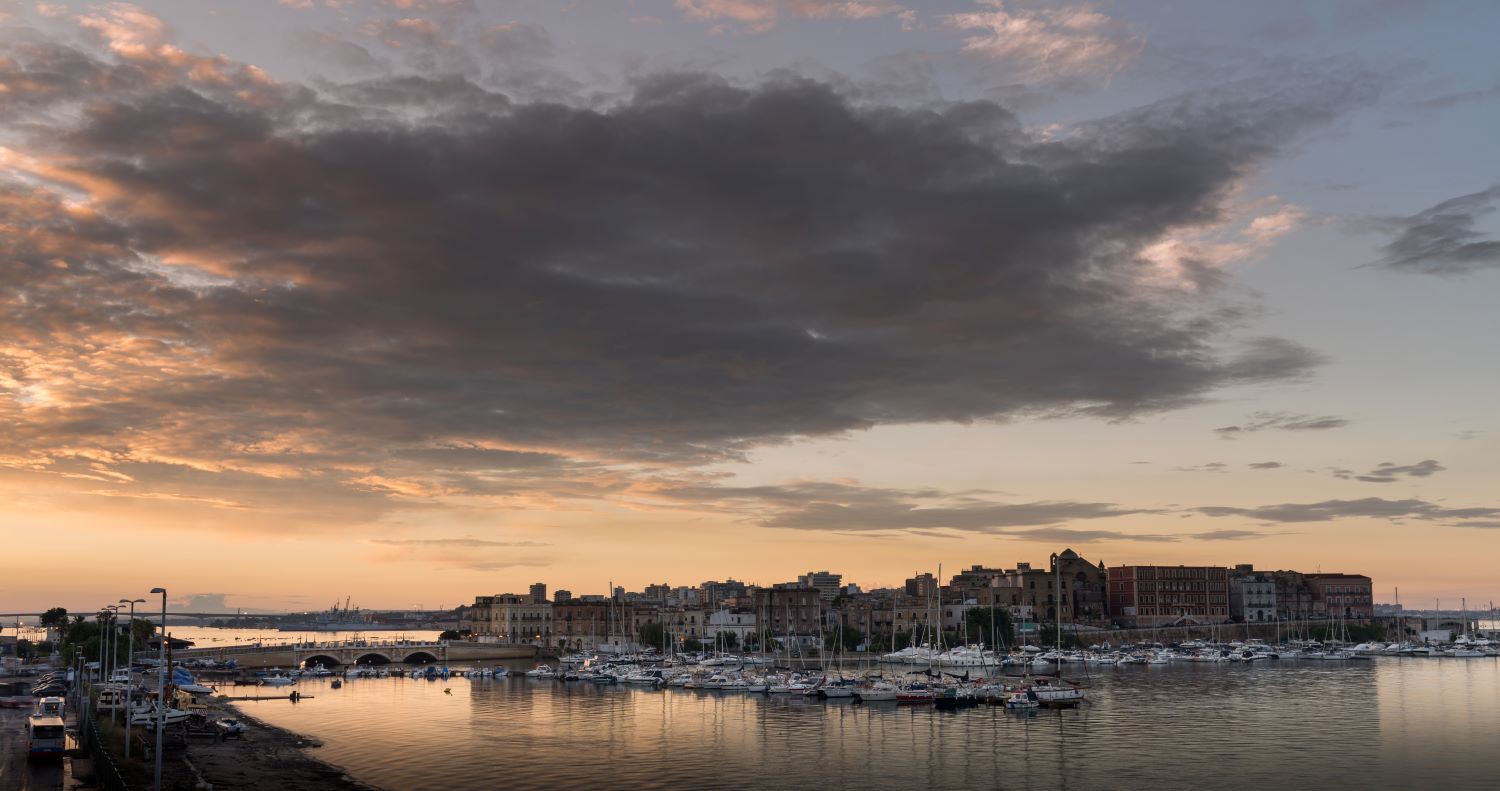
1, 0, 1497, 614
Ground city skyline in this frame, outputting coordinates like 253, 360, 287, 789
2, 1, 1498, 612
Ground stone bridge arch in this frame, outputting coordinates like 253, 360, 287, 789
302, 654, 343, 669
354, 652, 393, 665
403, 650, 440, 665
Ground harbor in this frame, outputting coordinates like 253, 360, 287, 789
6, 622, 1497, 790
225, 636, 1500, 791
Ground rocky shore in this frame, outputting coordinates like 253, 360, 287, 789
161, 698, 381, 791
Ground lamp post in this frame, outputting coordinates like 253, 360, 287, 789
104, 605, 122, 724
98, 609, 115, 683
120, 598, 145, 759
150, 587, 167, 791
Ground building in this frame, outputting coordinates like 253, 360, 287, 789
553, 590, 572, 603
1268, 571, 1316, 621
1108, 565, 1231, 627
905, 572, 938, 599
473, 594, 553, 644
529, 583, 548, 603
752, 587, 822, 649
1306, 574, 1374, 619
706, 609, 757, 647
975, 550, 1108, 626
950, 565, 1006, 592
798, 571, 844, 601
700, 579, 747, 607
1229, 566, 1278, 622
553, 600, 634, 652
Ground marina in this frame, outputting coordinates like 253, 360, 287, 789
220, 638, 1499, 791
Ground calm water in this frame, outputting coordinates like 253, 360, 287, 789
179, 631, 1500, 791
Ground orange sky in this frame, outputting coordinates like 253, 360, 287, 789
2, 2, 1497, 614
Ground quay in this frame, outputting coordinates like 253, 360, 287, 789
161, 639, 536, 669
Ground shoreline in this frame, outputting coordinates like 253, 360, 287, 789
172, 697, 384, 791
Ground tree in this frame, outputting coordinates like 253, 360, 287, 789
715, 631, 739, 650
40, 607, 69, 628
682, 637, 703, 652
963, 607, 1015, 649
823, 625, 865, 652
16, 639, 35, 659
637, 622, 665, 648
1038, 623, 1077, 649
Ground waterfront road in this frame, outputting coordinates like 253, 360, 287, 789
0, 705, 69, 791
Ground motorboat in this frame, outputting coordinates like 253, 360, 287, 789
1004, 688, 1040, 709
1027, 676, 1086, 704
129, 705, 192, 726
260, 675, 296, 686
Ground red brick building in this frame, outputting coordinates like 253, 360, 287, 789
1305, 573, 1374, 619
1108, 565, 1231, 626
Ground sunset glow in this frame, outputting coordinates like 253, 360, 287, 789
2, 0, 1497, 615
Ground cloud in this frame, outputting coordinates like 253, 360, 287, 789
944, 0, 1143, 85
0, 26, 1375, 526
1196, 497, 1499, 524
637, 479, 1152, 534
1191, 528, 1279, 541
1174, 462, 1229, 473
1372, 186, 1500, 275
1003, 526, 1285, 544
1248, 461, 1284, 469
368, 538, 550, 548
1004, 526, 1178, 543
1215, 411, 1350, 438
1415, 82, 1500, 111
1332, 458, 1445, 483
366, 537, 552, 571
674, 0, 906, 33
1138, 198, 1307, 288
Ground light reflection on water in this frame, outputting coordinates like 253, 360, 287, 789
176, 634, 1499, 790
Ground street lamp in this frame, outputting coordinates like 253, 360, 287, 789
150, 587, 166, 791
104, 605, 122, 724
120, 598, 146, 759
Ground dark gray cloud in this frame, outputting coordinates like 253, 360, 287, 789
0, 31, 1376, 519
1373, 186, 1500, 275
1004, 527, 1283, 543
1191, 528, 1278, 540
1415, 82, 1500, 111
1005, 527, 1179, 543
1248, 461, 1284, 469
1174, 462, 1229, 472
1197, 497, 1498, 524
1343, 458, 1445, 483
643, 479, 1153, 534
1215, 411, 1350, 438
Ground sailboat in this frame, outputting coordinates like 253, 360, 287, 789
1018, 557, 1087, 705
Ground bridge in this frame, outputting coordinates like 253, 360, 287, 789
162, 639, 537, 669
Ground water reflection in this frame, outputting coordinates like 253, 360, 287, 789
165, 630, 1497, 791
